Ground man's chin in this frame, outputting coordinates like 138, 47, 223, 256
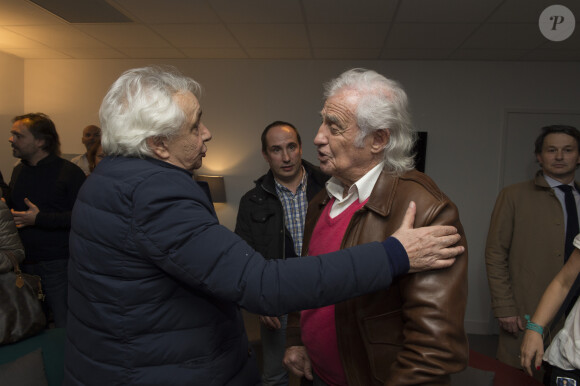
279, 168, 295, 175
544, 169, 576, 182
318, 162, 332, 175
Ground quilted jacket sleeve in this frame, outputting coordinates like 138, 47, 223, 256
131, 170, 401, 316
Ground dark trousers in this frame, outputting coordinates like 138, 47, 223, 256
22, 259, 68, 328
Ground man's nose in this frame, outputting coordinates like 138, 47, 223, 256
201, 124, 212, 142
313, 128, 326, 145
282, 150, 290, 161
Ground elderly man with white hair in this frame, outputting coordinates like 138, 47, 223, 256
64, 66, 464, 386
284, 69, 469, 386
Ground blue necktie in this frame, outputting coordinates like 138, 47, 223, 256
557, 185, 579, 261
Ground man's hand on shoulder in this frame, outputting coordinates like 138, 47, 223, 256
392, 201, 464, 273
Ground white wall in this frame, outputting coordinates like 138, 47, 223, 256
0, 52, 23, 181
4, 58, 579, 334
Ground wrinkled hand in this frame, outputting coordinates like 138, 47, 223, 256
259, 315, 281, 330
521, 329, 544, 376
11, 198, 39, 228
392, 202, 463, 273
283, 346, 313, 381
498, 315, 524, 335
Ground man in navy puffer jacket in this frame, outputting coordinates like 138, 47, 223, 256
64, 66, 464, 386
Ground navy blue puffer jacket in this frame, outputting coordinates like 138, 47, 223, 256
64, 156, 397, 385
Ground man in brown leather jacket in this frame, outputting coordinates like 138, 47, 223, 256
283, 68, 468, 386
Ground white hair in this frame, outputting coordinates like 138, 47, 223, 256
324, 68, 416, 175
99, 66, 202, 158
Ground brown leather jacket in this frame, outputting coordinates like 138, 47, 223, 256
288, 169, 468, 385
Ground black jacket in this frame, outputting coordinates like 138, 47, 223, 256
8, 154, 85, 261
235, 160, 328, 260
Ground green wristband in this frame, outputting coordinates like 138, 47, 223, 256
525, 314, 544, 336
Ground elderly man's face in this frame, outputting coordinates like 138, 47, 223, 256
315, 89, 379, 187
164, 92, 212, 172
81, 125, 101, 151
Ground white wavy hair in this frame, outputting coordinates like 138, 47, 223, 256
324, 68, 416, 175
99, 65, 202, 158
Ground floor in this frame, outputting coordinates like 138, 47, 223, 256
242, 310, 500, 385
467, 331, 500, 358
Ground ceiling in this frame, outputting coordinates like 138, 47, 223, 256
0, 0, 578, 61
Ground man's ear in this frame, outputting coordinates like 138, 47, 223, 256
262, 150, 268, 162
370, 129, 390, 154
146, 136, 170, 160
34, 137, 46, 151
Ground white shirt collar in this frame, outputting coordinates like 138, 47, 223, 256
325, 161, 384, 203
544, 174, 575, 189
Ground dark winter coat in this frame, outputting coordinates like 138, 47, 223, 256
64, 156, 403, 386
